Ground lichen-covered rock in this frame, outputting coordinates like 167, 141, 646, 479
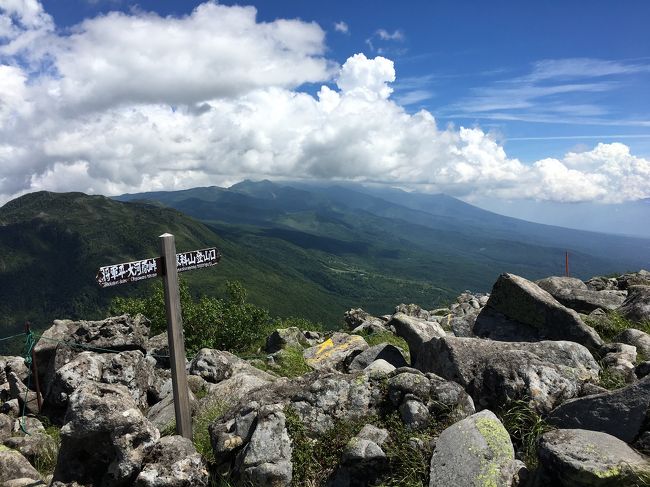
135, 435, 208, 487
69, 314, 150, 352
4, 432, 56, 465
237, 404, 292, 487
548, 374, 650, 443
536, 429, 650, 486
415, 336, 599, 412
303, 333, 368, 371
0, 413, 12, 441
387, 371, 475, 424
45, 352, 105, 412
474, 273, 603, 350
265, 327, 308, 353
101, 350, 155, 409
395, 303, 430, 321
7, 372, 39, 416
0, 356, 29, 385
0, 446, 42, 484
429, 410, 524, 487
618, 285, 650, 323
53, 381, 160, 486
347, 344, 407, 372
388, 313, 445, 364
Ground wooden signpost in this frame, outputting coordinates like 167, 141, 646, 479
96, 235, 221, 439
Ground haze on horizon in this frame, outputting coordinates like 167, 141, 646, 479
1, 0, 649, 236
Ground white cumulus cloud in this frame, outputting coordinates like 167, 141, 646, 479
0, 1, 649, 207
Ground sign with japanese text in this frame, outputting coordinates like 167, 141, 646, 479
96, 247, 220, 287
176, 247, 221, 273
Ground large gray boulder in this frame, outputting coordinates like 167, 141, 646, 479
387, 370, 475, 424
45, 351, 105, 414
415, 336, 600, 412
0, 356, 29, 384
536, 276, 626, 313
616, 328, 650, 360
237, 404, 292, 487
536, 429, 650, 486
135, 435, 208, 487
618, 285, 650, 323
7, 372, 39, 416
69, 315, 150, 352
474, 273, 603, 350
303, 333, 368, 371
429, 410, 524, 487
0, 447, 41, 484
53, 381, 160, 486
548, 374, 650, 443
585, 276, 618, 291
0, 413, 12, 441
189, 349, 272, 384
344, 308, 386, 333
101, 350, 156, 409
536, 276, 588, 294
617, 270, 650, 290
265, 327, 308, 353
35, 315, 151, 389
388, 313, 445, 364
332, 425, 389, 485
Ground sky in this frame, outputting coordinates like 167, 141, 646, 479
1, 0, 650, 233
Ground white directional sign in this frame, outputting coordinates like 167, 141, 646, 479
96, 247, 220, 287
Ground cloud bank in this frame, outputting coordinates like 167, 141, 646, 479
0, 1, 649, 205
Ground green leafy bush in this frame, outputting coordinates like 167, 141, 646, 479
111, 279, 274, 355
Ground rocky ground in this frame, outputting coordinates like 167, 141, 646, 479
2, 270, 650, 486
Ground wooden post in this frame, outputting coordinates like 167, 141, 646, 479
160, 233, 192, 439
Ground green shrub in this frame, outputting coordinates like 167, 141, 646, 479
111, 279, 274, 355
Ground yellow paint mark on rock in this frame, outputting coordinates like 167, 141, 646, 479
317, 338, 334, 355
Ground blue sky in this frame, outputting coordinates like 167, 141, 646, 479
41, 0, 650, 162
1, 0, 650, 236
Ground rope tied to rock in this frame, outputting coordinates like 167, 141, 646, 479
0, 331, 28, 342
20, 329, 36, 435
